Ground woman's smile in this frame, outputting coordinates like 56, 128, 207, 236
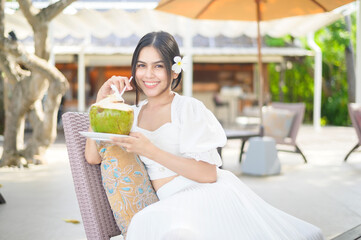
143, 81, 160, 88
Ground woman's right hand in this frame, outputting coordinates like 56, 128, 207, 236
96, 76, 133, 102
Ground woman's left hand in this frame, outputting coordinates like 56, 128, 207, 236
110, 132, 157, 158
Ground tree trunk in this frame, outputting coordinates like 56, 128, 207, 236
22, 26, 53, 164
0, 0, 74, 166
0, 1, 25, 166
344, 15, 356, 103
2, 74, 28, 166
0, 71, 4, 135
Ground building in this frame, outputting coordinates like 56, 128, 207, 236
5, 0, 351, 124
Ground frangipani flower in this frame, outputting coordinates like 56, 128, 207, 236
172, 56, 186, 74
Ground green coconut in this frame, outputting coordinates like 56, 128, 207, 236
89, 95, 134, 135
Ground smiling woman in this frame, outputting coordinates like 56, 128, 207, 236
84, 31, 324, 240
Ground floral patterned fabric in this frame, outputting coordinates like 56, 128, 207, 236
97, 142, 159, 237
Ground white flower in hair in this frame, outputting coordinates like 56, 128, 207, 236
172, 56, 186, 74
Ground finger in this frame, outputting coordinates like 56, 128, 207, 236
110, 76, 122, 93
108, 76, 118, 86
102, 77, 112, 94
124, 77, 133, 91
106, 76, 120, 93
110, 136, 133, 144
116, 77, 130, 92
110, 138, 127, 147
117, 80, 124, 94
129, 132, 141, 138
121, 143, 132, 152
113, 142, 131, 152
110, 137, 125, 144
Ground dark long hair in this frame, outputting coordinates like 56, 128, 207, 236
131, 31, 182, 105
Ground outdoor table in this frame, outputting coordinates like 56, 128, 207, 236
218, 129, 260, 164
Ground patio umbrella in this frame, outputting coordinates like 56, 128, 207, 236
155, 0, 354, 135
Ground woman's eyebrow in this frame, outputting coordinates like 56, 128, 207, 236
137, 60, 165, 64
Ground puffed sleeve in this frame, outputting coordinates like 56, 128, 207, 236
179, 97, 227, 167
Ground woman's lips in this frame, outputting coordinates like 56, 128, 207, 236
144, 81, 159, 89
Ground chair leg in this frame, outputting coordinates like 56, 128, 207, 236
0, 193, 6, 204
239, 139, 247, 163
295, 145, 307, 163
344, 143, 360, 162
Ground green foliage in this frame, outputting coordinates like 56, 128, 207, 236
267, 15, 355, 126
268, 58, 315, 124
264, 35, 294, 47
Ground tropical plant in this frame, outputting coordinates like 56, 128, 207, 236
266, 14, 355, 126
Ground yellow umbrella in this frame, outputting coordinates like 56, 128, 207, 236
156, 0, 354, 134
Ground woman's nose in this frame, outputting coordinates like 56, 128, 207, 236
145, 67, 154, 77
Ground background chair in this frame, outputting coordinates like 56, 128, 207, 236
62, 112, 121, 240
264, 102, 307, 163
344, 103, 361, 161
213, 93, 231, 124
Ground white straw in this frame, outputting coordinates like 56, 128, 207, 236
110, 84, 121, 98
110, 76, 133, 102
119, 76, 133, 97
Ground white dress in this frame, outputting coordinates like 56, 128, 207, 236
126, 93, 324, 240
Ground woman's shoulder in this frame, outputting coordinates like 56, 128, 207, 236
173, 93, 211, 123
174, 93, 206, 110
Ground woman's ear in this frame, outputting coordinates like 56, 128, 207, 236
172, 72, 179, 80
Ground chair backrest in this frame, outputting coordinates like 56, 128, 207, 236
348, 103, 361, 144
62, 112, 121, 240
271, 102, 305, 145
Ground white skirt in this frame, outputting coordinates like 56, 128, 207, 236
126, 169, 324, 240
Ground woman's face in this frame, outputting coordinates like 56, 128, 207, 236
135, 46, 176, 98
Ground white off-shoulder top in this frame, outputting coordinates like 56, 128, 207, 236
131, 92, 227, 180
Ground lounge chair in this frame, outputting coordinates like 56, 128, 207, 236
344, 103, 361, 161
264, 102, 307, 163
62, 112, 121, 240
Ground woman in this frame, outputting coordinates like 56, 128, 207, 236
85, 31, 324, 240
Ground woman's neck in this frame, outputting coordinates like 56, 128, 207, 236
146, 91, 175, 108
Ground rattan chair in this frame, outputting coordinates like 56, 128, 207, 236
62, 112, 121, 240
344, 103, 361, 161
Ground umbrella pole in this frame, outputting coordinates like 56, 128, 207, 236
256, 0, 264, 136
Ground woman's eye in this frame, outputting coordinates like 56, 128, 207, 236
137, 64, 145, 68
155, 64, 164, 68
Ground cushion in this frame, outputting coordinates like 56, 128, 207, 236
262, 106, 296, 141
97, 142, 159, 237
